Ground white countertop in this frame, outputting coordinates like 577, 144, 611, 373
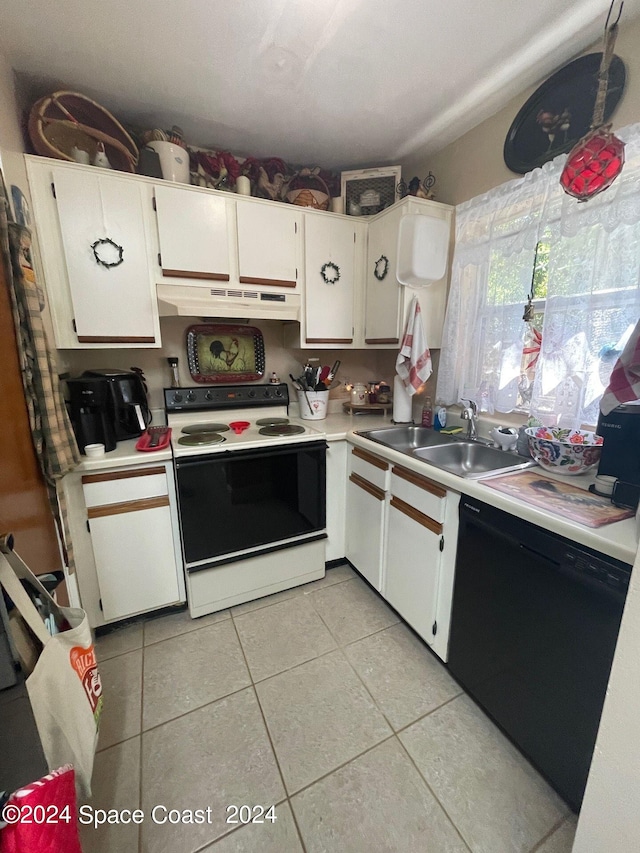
71, 414, 638, 564
75, 439, 172, 472
342, 421, 638, 566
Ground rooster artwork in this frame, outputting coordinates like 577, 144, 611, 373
536, 108, 572, 152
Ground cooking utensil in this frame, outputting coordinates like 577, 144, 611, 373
229, 420, 250, 434
325, 360, 341, 386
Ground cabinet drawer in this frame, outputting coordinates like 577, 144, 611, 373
390, 465, 446, 523
82, 466, 168, 508
350, 446, 389, 491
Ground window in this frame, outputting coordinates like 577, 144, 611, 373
436, 121, 640, 429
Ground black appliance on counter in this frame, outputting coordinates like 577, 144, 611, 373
597, 403, 640, 491
67, 369, 150, 453
448, 497, 631, 812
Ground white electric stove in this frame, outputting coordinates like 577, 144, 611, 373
164, 383, 327, 617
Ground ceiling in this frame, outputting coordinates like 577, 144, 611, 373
2, 0, 639, 169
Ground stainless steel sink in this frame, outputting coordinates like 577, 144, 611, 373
355, 426, 535, 479
355, 426, 457, 453
413, 441, 535, 479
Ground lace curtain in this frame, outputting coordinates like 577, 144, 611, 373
436, 121, 640, 428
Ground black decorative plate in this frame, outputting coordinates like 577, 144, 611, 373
504, 53, 626, 174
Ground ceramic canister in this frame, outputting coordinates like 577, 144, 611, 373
147, 141, 190, 183
351, 383, 368, 406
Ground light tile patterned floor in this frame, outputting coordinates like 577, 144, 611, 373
85, 565, 577, 853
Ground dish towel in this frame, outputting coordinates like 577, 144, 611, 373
601, 318, 640, 415
395, 295, 432, 395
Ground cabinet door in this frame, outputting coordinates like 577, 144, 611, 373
304, 216, 356, 344
52, 168, 157, 344
364, 205, 405, 345
384, 496, 442, 643
154, 185, 230, 281
345, 472, 385, 591
88, 498, 180, 621
236, 199, 299, 287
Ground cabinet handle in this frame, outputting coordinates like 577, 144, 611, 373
87, 495, 170, 518
392, 465, 446, 498
390, 496, 442, 534
82, 467, 166, 485
306, 338, 353, 344
352, 446, 388, 471
161, 269, 230, 281
239, 276, 296, 288
349, 472, 385, 501
364, 338, 399, 345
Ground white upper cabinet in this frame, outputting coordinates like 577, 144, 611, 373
364, 198, 452, 349
154, 184, 231, 282
26, 157, 160, 348
303, 214, 362, 345
236, 198, 300, 288
365, 204, 406, 345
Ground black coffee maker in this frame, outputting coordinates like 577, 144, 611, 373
67, 369, 150, 453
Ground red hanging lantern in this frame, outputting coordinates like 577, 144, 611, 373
560, 126, 625, 201
560, 1, 625, 202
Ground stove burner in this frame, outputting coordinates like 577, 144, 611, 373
258, 424, 306, 437
178, 432, 227, 446
181, 423, 230, 434
256, 417, 290, 427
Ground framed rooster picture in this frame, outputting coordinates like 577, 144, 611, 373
186, 324, 266, 383
503, 52, 626, 174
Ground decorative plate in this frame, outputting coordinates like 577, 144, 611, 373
186, 324, 266, 384
504, 53, 626, 174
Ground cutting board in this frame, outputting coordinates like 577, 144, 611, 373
483, 470, 634, 528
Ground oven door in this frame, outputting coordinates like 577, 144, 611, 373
175, 440, 326, 568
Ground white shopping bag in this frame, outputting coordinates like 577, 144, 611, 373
0, 538, 102, 801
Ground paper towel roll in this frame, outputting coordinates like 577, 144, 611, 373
393, 375, 413, 423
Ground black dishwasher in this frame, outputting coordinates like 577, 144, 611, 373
447, 496, 631, 812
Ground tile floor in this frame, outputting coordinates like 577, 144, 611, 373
87, 564, 577, 853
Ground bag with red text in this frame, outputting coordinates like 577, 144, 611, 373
0, 537, 102, 801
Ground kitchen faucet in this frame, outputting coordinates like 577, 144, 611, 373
460, 399, 479, 440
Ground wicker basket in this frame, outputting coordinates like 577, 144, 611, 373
29, 91, 138, 172
285, 170, 330, 210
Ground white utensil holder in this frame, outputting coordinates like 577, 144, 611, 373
298, 390, 329, 420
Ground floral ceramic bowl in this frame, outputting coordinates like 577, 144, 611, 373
524, 426, 604, 476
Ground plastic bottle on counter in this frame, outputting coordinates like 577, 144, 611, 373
421, 397, 433, 427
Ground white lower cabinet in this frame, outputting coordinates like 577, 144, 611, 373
384, 495, 442, 644
345, 442, 459, 661
345, 447, 389, 591
77, 463, 184, 625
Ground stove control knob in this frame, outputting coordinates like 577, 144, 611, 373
172, 391, 183, 403
264, 389, 271, 398
205, 390, 214, 401
186, 391, 196, 403
274, 388, 283, 397
248, 390, 256, 398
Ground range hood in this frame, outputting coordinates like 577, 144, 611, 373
157, 283, 301, 321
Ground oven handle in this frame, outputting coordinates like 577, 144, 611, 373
175, 439, 327, 468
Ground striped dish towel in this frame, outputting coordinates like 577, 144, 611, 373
601, 319, 640, 415
396, 295, 432, 395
